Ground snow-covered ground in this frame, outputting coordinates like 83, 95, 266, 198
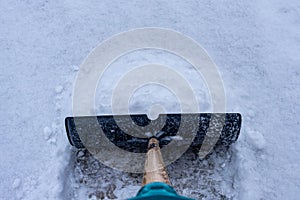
1, 0, 300, 199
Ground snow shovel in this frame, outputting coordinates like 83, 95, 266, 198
65, 113, 241, 199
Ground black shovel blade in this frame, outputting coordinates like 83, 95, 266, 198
65, 113, 241, 153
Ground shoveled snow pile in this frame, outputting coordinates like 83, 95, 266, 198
1, 0, 299, 199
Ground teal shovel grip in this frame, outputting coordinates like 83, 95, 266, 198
128, 182, 195, 200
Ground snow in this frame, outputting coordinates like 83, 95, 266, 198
245, 128, 266, 150
1, 0, 300, 199
55, 85, 64, 94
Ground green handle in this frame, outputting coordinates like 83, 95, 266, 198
128, 182, 195, 200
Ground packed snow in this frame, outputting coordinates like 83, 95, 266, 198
1, 0, 299, 199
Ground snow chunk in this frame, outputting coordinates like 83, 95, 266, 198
248, 109, 255, 118
12, 178, 21, 189
247, 130, 266, 150
72, 65, 79, 71
55, 85, 63, 94
144, 132, 153, 137
77, 151, 84, 157
43, 126, 52, 140
170, 135, 183, 140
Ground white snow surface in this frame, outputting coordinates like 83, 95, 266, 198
1, 0, 300, 199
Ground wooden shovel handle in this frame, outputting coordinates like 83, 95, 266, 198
142, 138, 171, 186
